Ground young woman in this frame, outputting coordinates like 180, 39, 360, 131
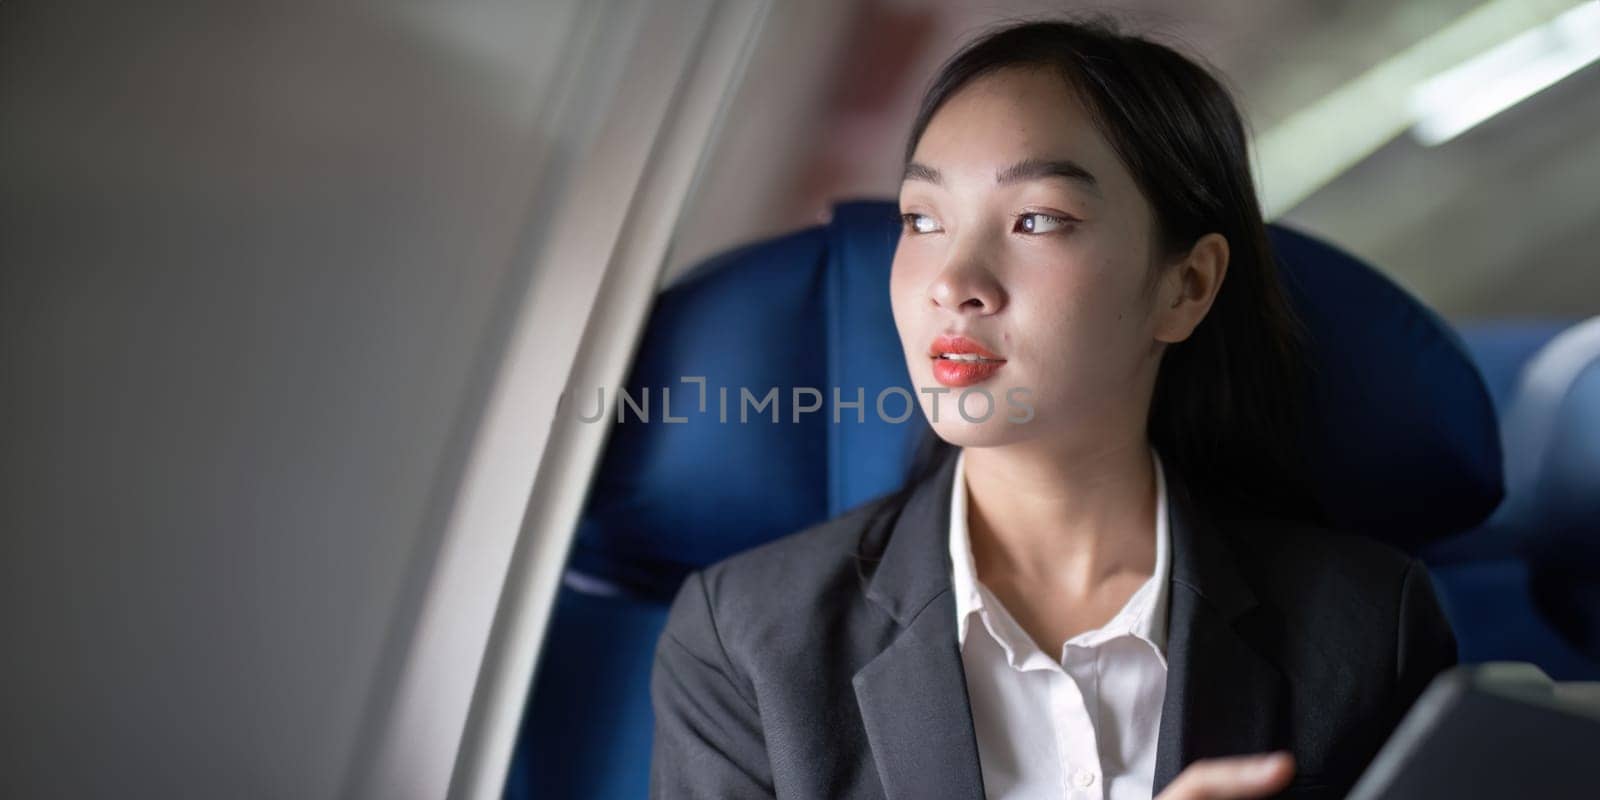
650, 18, 1457, 800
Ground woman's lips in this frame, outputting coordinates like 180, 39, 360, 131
928, 334, 1003, 360
928, 333, 1006, 387
932, 357, 1005, 387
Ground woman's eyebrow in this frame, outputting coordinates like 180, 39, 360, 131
902, 162, 943, 185
900, 158, 1101, 197
995, 158, 1101, 196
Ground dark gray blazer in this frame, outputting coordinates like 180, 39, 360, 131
649, 453, 1458, 799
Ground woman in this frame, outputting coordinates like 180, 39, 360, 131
650, 18, 1457, 800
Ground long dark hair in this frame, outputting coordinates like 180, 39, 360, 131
896, 16, 1323, 525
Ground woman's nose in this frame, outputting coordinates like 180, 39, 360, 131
929, 260, 1004, 314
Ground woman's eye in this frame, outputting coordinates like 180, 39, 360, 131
1014, 212, 1069, 234
901, 213, 942, 235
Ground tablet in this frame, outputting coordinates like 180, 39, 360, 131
1346, 663, 1600, 800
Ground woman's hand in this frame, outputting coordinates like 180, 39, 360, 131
1154, 752, 1295, 800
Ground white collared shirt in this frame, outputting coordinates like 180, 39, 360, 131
950, 448, 1171, 800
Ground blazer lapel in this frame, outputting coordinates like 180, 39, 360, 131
852, 452, 986, 800
1152, 464, 1289, 792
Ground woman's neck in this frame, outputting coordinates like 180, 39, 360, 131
962, 436, 1158, 593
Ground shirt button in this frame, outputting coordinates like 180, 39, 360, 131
1072, 769, 1097, 789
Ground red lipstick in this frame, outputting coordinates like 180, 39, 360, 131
928, 334, 1006, 387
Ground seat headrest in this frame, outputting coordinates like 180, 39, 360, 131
568, 201, 1504, 598
1269, 225, 1503, 548
1498, 316, 1600, 567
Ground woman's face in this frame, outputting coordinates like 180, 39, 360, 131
891, 66, 1191, 454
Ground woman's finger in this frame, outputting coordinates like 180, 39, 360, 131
1156, 751, 1295, 800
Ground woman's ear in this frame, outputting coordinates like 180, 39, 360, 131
1154, 232, 1228, 344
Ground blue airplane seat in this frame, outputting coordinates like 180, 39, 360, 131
1439, 318, 1600, 679
1419, 318, 1600, 680
503, 201, 1507, 799
1516, 319, 1600, 665
1493, 317, 1600, 569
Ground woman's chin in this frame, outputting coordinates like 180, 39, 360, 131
926, 417, 1035, 448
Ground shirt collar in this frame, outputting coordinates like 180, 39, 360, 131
948, 447, 1171, 663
